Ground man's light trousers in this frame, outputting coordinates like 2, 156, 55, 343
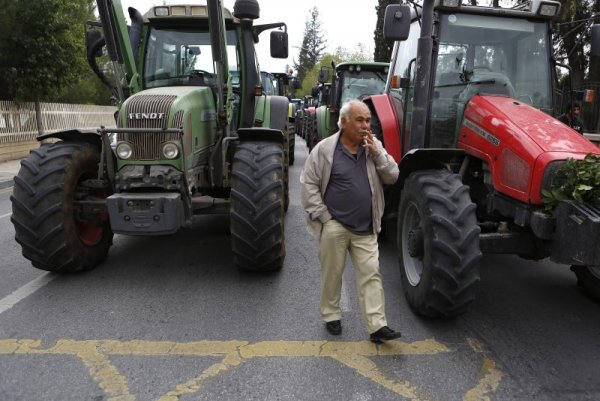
318, 219, 387, 334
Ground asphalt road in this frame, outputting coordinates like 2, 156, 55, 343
0, 138, 599, 401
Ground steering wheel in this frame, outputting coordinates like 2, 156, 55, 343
516, 94, 534, 105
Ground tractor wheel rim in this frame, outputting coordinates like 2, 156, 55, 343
402, 202, 424, 286
76, 218, 105, 246
75, 183, 107, 247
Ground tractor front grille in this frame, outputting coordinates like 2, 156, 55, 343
117, 95, 184, 160
125, 131, 182, 160
122, 95, 177, 129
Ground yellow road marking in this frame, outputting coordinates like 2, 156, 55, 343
463, 358, 503, 401
75, 344, 135, 401
158, 351, 244, 401
464, 337, 504, 401
0, 338, 500, 401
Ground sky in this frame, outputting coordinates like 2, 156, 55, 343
119, 0, 379, 72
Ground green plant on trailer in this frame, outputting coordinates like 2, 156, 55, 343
542, 153, 600, 214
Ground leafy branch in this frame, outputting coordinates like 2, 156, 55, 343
542, 153, 600, 214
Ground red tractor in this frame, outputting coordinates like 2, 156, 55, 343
367, 0, 600, 317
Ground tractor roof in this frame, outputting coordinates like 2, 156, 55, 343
142, 4, 235, 22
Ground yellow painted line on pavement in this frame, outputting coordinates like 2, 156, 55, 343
0, 337, 500, 401
75, 343, 135, 401
463, 337, 504, 401
158, 351, 244, 401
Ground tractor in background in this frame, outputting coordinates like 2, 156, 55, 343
313, 61, 389, 145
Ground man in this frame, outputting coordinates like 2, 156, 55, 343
300, 100, 401, 343
559, 101, 584, 135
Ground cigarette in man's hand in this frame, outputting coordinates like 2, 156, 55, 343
360, 129, 370, 145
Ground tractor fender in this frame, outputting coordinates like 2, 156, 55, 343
315, 105, 331, 140
254, 95, 289, 131
397, 148, 465, 188
268, 95, 289, 131
37, 129, 102, 150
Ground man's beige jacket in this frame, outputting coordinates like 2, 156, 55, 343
300, 131, 399, 239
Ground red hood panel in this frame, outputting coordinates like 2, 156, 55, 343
466, 96, 597, 153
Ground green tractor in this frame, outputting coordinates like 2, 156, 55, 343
10, 0, 290, 272
264, 71, 296, 166
312, 61, 389, 145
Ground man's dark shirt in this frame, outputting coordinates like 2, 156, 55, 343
559, 114, 584, 135
323, 140, 372, 235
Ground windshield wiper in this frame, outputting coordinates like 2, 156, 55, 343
374, 72, 386, 82
435, 79, 496, 88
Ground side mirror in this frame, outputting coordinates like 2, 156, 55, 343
85, 29, 104, 58
318, 67, 330, 83
188, 46, 201, 55
270, 31, 288, 59
383, 5, 411, 41
233, 0, 259, 20
591, 24, 600, 57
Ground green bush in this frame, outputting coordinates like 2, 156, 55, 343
542, 153, 600, 214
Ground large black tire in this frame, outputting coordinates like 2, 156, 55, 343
397, 170, 481, 317
230, 141, 285, 271
571, 265, 600, 301
282, 129, 290, 212
306, 113, 316, 153
10, 142, 113, 272
303, 115, 311, 150
288, 123, 296, 166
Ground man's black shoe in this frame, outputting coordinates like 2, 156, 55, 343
325, 320, 342, 335
370, 326, 401, 343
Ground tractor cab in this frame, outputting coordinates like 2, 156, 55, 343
334, 62, 389, 106
385, 0, 562, 152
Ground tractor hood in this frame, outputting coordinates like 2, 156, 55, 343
118, 86, 217, 130
458, 95, 599, 204
461, 95, 597, 154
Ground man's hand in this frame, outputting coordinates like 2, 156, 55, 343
361, 130, 379, 157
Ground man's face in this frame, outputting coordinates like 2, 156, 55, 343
341, 103, 371, 143
572, 106, 580, 117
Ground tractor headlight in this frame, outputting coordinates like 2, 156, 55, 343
162, 142, 180, 159
537, 2, 559, 17
116, 142, 133, 160
154, 6, 169, 16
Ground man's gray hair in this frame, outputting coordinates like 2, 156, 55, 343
337, 100, 365, 127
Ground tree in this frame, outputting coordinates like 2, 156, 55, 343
374, 0, 394, 62
555, 0, 597, 87
0, 0, 97, 132
333, 44, 373, 63
298, 53, 342, 96
295, 7, 326, 84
